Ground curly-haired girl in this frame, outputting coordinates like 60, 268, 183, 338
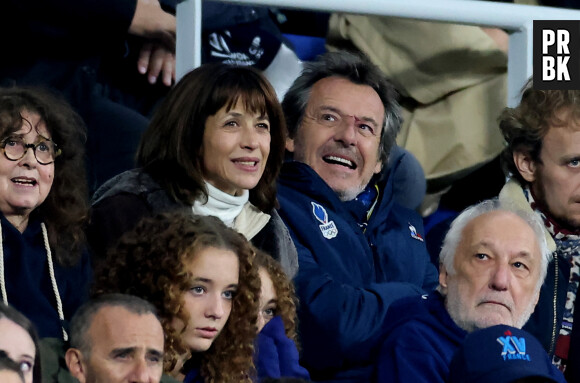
254, 249, 310, 380
93, 212, 260, 383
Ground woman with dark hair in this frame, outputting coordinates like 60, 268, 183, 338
94, 212, 261, 383
0, 304, 42, 383
88, 62, 297, 277
254, 250, 310, 381
0, 87, 90, 340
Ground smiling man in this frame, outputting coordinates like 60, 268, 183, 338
276, 51, 438, 382
375, 199, 551, 383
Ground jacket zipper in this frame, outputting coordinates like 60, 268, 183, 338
549, 254, 559, 356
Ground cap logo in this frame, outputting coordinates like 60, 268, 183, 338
311, 202, 338, 239
497, 330, 531, 362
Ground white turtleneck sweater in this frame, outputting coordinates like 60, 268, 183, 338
192, 181, 270, 240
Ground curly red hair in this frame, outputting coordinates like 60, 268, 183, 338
94, 212, 260, 382
255, 249, 299, 344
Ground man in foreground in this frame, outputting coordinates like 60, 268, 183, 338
277, 50, 437, 382
65, 294, 165, 383
376, 199, 551, 382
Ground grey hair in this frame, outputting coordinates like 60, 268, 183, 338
69, 293, 160, 356
439, 199, 552, 292
282, 50, 402, 165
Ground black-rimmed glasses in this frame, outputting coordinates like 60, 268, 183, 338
1, 136, 61, 165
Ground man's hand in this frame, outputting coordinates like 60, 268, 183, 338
138, 42, 175, 86
129, 0, 176, 50
130, 0, 176, 86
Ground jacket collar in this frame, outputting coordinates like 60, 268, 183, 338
498, 178, 557, 253
279, 160, 398, 224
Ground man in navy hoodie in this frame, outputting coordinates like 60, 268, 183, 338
375, 199, 552, 383
277, 51, 438, 382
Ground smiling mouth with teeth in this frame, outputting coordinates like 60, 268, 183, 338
11, 178, 37, 186
323, 155, 357, 169
235, 161, 258, 166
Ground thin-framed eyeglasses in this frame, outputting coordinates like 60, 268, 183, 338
304, 108, 379, 138
0, 136, 61, 165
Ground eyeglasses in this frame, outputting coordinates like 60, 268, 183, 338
304, 108, 380, 138
1, 136, 61, 165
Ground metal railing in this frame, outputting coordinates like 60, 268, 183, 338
176, 0, 580, 106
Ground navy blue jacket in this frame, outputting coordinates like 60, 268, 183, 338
1, 213, 91, 339
375, 292, 467, 383
277, 161, 438, 382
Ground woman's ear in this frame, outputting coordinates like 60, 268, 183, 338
513, 150, 537, 183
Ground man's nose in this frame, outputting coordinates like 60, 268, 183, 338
129, 358, 153, 383
489, 263, 510, 291
333, 115, 357, 146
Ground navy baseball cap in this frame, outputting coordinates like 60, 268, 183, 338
449, 325, 566, 383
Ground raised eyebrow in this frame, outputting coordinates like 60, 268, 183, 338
319, 105, 342, 114
475, 241, 534, 260
512, 251, 533, 260
471, 241, 495, 255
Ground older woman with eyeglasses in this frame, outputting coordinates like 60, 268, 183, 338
0, 87, 90, 340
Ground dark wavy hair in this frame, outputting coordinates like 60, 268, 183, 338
0, 87, 88, 265
0, 304, 41, 383
255, 250, 299, 344
499, 78, 580, 184
282, 50, 401, 165
137, 63, 286, 212
93, 212, 261, 383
